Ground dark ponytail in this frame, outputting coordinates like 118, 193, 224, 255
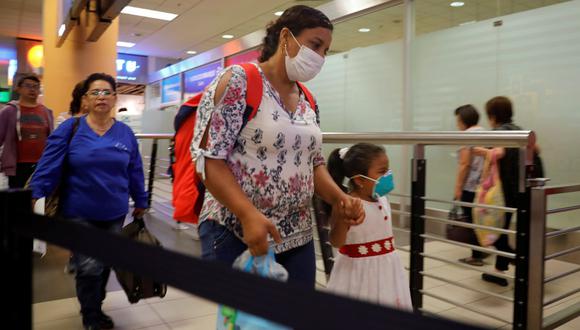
327, 148, 347, 193
69, 81, 86, 115
327, 143, 386, 193
259, 5, 333, 63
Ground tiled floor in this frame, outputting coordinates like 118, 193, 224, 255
33, 239, 579, 330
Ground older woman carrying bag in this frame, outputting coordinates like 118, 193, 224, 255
30, 73, 148, 330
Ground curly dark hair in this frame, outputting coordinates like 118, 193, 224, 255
259, 5, 333, 62
69, 81, 86, 115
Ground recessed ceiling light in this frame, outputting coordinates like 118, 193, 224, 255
121, 6, 178, 21
450, 1, 465, 7
117, 41, 136, 48
58, 24, 66, 37
274, 11, 284, 16
358, 28, 371, 33
186, 50, 197, 55
222, 34, 234, 39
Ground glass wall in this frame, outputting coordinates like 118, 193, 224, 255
305, 3, 408, 205
412, 0, 579, 229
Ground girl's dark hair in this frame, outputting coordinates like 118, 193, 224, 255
454, 104, 479, 128
69, 81, 86, 115
486, 96, 513, 124
82, 72, 116, 94
327, 143, 386, 193
259, 5, 333, 62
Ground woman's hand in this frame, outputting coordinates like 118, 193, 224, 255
334, 194, 365, 226
132, 207, 147, 218
240, 210, 282, 256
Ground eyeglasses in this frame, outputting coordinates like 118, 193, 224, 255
86, 89, 116, 97
21, 83, 40, 90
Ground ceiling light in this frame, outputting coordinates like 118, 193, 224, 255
117, 41, 136, 48
186, 50, 197, 55
58, 24, 66, 37
274, 11, 284, 16
121, 6, 178, 21
450, 1, 465, 7
358, 28, 371, 33
222, 34, 234, 39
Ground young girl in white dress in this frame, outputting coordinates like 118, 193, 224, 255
326, 143, 412, 310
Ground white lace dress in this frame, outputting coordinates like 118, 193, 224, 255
327, 196, 412, 310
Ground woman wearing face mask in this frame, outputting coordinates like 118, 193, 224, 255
325, 143, 412, 310
191, 5, 364, 287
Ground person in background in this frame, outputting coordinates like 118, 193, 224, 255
0, 74, 54, 188
454, 105, 487, 266
326, 143, 412, 310
30, 73, 148, 330
55, 81, 89, 127
191, 5, 364, 287
474, 96, 539, 286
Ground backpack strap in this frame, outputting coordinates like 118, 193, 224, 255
239, 63, 263, 124
296, 82, 320, 124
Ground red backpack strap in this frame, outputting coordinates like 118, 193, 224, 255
296, 82, 316, 110
297, 82, 319, 124
239, 63, 263, 123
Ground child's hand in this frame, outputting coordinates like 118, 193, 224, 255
335, 195, 365, 226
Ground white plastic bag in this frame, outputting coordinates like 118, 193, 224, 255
32, 198, 47, 257
0, 172, 8, 190
216, 248, 291, 330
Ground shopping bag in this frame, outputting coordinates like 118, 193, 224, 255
446, 205, 474, 244
216, 248, 291, 330
32, 198, 47, 257
472, 152, 506, 246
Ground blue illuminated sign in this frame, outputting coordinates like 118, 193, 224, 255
116, 53, 148, 84
183, 61, 223, 97
161, 74, 181, 104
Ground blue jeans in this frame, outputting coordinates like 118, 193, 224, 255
198, 221, 316, 288
71, 216, 125, 326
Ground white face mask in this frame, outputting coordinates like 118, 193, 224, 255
284, 31, 325, 82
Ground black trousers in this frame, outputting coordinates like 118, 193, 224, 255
72, 216, 125, 326
8, 162, 36, 188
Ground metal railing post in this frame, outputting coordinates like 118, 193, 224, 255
410, 145, 426, 310
0, 189, 33, 330
513, 147, 533, 329
527, 179, 549, 330
147, 139, 159, 208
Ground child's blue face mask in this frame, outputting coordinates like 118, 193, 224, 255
352, 170, 395, 198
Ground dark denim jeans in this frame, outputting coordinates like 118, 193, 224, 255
198, 220, 316, 288
71, 216, 125, 326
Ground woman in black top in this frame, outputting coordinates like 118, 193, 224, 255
475, 96, 540, 286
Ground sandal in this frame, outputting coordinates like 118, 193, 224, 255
458, 257, 484, 267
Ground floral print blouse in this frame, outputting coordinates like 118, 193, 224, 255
191, 64, 324, 253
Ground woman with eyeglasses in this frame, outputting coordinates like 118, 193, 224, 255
30, 73, 148, 330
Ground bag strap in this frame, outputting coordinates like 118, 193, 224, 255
239, 63, 263, 124
297, 82, 319, 124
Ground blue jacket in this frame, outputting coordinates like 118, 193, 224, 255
31, 116, 148, 220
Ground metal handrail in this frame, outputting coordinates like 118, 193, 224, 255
545, 246, 580, 261
543, 266, 580, 284
420, 271, 514, 302
136, 131, 535, 147
544, 183, 580, 195
422, 197, 518, 213
421, 233, 516, 259
546, 225, 580, 238
422, 215, 516, 235
420, 290, 512, 324
547, 204, 580, 215
322, 131, 534, 147
421, 252, 515, 280
543, 287, 580, 307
